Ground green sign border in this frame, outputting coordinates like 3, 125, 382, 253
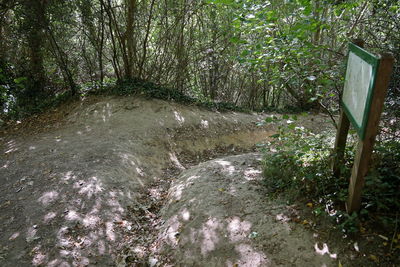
341, 43, 380, 140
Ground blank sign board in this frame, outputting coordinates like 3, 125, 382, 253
341, 44, 380, 139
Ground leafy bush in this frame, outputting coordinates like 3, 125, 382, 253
262, 122, 347, 200
262, 121, 400, 233
363, 141, 400, 226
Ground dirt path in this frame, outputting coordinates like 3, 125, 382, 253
154, 153, 339, 266
1, 96, 281, 266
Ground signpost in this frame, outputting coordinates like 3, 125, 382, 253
332, 41, 394, 213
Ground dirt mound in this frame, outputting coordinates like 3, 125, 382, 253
0, 96, 273, 266
154, 153, 339, 266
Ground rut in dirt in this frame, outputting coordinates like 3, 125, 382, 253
0, 96, 275, 266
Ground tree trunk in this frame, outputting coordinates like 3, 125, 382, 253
175, 0, 187, 92
22, 0, 47, 94
45, 18, 77, 95
125, 0, 137, 78
138, 0, 156, 79
99, 2, 105, 85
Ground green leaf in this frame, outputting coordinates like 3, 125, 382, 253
230, 36, 241, 43
205, 0, 235, 5
241, 49, 251, 57
14, 77, 27, 84
265, 117, 274, 123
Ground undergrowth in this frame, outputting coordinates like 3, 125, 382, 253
86, 78, 248, 113
262, 118, 400, 238
2, 77, 248, 120
3, 89, 76, 120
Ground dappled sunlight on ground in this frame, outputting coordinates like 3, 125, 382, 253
315, 242, 338, 259
81, 101, 115, 124
169, 152, 185, 170
74, 176, 104, 198
4, 140, 18, 154
158, 202, 269, 266
215, 159, 236, 175
0, 97, 283, 266
1, 160, 10, 169
173, 110, 185, 126
200, 218, 221, 255
156, 153, 338, 266
38, 191, 59, 206
234, 243, 270, 266
227, 217, 252, 242
168, 176, 198, 202
156, 154, 270, 265
243, 167, 262, 181
24, 169, 130, 266
201, 119, 209, 129
0, 131, 149, 266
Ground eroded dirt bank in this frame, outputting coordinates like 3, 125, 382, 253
154, 153, 339, 266
0, 96, 276, 266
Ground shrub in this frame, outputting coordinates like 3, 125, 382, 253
262, 120, 400, 233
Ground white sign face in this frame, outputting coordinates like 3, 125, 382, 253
342, 51, 373, 128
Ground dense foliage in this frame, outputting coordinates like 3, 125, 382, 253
262, 120, 400, 235
0, 0, 399, 118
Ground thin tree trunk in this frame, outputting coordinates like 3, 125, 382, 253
175, 0, 187, 92
46, 24, 77, 95
313, 1, 321, 45
125, 0, 137, 78
99, 2, 105, 85
138, 0, 156, 79
101, 0, 121, 80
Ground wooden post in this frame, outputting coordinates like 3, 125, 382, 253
346, 53, 394, 213
332, 110, 350, 177
332, 39, 364, 178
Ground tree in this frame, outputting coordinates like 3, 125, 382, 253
0, 0, 398, 118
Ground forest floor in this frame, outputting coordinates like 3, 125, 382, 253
0, 96, 391, 266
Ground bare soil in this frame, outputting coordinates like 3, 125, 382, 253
0, 96, 387, 267
155, 153, 340, 266
0, 96, 273, 266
